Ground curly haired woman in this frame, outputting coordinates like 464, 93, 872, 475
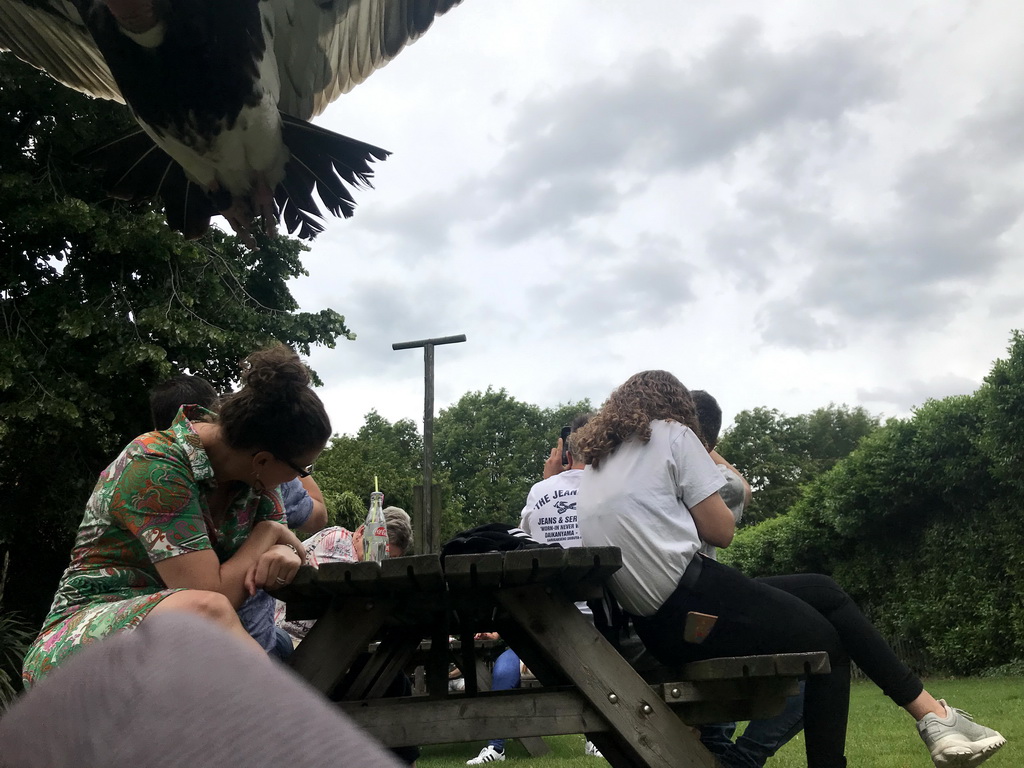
22, 344, 331, 687
575, 370, 1005, 768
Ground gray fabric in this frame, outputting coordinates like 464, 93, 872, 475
0, 613, 403, 768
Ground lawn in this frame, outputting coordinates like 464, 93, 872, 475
419, 677, 1021, 768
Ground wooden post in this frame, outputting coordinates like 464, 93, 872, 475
393, 334, 466, 553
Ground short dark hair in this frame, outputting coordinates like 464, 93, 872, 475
150, 375, 218, 429
565, 411, 594, 456
691, 390, 722, 448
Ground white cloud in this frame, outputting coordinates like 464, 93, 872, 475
289, 0, 1024, 437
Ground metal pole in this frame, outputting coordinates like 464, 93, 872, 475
423, 342, 434, 531
392, 334, 467, 553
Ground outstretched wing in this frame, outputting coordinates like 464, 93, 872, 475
272, 0, 463, 119
0, 0, 122, 102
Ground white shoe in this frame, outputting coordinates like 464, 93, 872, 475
918, 700, 1006, 767
585, 740, 604, 758
467, 745, 506, 764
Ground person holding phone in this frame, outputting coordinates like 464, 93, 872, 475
465, 414, 600, 765
520, 414, 592, 547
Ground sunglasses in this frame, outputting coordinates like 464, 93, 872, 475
280, 457, 314, 478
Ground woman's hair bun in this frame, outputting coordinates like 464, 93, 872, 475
239, 344, 311, 402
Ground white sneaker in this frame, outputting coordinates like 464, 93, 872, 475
585, 740, 604, 758
467, 745, 506, 764
918, 700, 1006, 767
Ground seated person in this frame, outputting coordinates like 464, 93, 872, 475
22, 345, 328, 688
689, 390, 803, 768
575, 370, 1005, 768
149, 372, 328, 659
467, 416, 603, 765
148, 373, 217, 430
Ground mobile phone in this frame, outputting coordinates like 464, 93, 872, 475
683, 611, 718, 644
560, 425, 572, 465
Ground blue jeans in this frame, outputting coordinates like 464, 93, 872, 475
702, 682, 805, 768
269, 627, 294, 661
487, 649, 521, 751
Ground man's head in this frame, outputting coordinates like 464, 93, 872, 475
150, 374, 218, 429
690, 390, 722, 449
565, 411, 594, 467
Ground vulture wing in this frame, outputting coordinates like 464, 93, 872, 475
0, 0, 122, 102
273, 0, 463, 119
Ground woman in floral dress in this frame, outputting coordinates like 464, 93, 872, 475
22, 344, 331, 687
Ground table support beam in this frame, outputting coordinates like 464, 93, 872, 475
497, 585, 716, 768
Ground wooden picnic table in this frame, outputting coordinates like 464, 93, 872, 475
272, 547, 828, 768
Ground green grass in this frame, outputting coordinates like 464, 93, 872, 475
419, 677, 1021, 768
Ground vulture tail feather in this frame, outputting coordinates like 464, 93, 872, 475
278, 114, 390, 235
76, 128, 216, 239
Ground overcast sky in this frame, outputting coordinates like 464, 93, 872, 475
287, 0, 1024, 438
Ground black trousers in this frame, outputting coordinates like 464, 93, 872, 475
632, 557, 922, 768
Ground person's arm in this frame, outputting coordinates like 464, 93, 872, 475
295, 475, 328, 534
670, 425, 735, 547
154, 522, 303, 609
709, 449, 752, 507
689, 493, 736, 548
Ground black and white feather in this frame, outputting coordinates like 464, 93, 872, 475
0, 0, 464, 241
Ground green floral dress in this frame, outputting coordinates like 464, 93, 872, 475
21, 406, 284, 688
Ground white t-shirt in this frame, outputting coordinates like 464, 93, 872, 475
519, 469, 584, 547
520, 469, 591, 617
578, 420, 725, 617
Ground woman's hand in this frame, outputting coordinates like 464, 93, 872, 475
272, 523, 306, 563
245, 544, 302, 595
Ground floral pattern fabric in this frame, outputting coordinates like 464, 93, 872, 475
22, 405, 284, 688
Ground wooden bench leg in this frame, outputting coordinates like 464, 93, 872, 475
498, 585, 716, 768
519, 736, 551, 757
288, 596, 395, 696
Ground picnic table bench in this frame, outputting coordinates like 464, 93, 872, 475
272, 547, 828, 768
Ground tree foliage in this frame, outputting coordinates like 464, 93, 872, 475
314, 411, 429, 532
717, 403, 880, 524
723, 335, 1024, 673
0, 54, 351, 623
433, 388, 591, 530
310, 395, 592, 545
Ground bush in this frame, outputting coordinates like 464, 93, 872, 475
724, 332, 1024, 674
0, 608, 34, 709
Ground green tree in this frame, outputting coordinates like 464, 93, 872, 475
724, 370, 1023, 674
434, 389, 591, 530
717, 404, 880, 523
978, 329, 1024, 493
314, 411, 427, 531
0, 54, 351, 625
